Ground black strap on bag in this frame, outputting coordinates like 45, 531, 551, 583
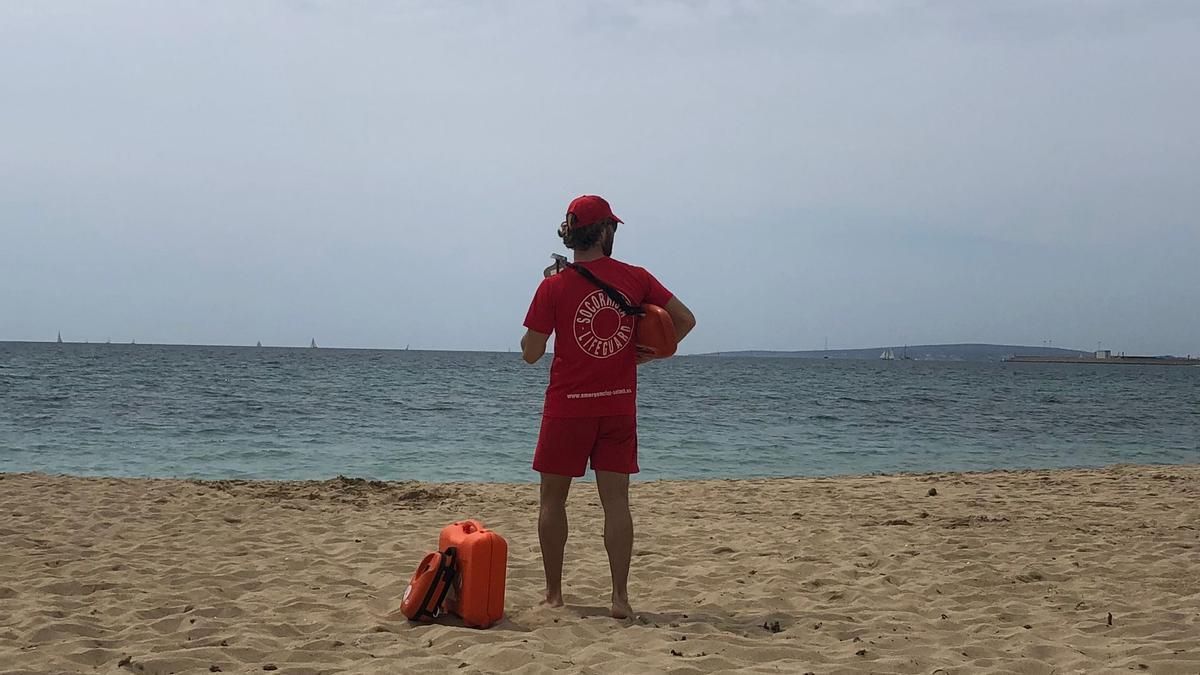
414, 547, 458, 620
562, 262, 645, 317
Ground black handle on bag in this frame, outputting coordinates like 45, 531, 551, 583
416, 547, 458, 620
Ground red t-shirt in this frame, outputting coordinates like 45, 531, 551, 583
524, 256, 674, 418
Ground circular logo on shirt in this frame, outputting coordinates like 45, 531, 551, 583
574, 289, 635, 359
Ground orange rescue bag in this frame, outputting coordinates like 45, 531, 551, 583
438, 520, 507, 628
636, 304, 677, 358
399, 548, 457, 622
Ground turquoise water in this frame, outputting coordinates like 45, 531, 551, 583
1, 342, 1196, 482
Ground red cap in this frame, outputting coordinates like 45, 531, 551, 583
566, 195, 622, 229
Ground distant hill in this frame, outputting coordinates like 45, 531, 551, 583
695, 343, 1089, 362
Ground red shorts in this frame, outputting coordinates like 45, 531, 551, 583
534, 415, 639, 477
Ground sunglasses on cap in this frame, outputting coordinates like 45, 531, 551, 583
561, 215, 618, 231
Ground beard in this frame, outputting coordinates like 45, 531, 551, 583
602, 229, 614, 257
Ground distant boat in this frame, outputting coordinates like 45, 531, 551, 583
880, 348, 895, 361
256, 341, 262, 347
56, 331, 63, 344
310, 338, 318, 349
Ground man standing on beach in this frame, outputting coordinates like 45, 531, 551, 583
520, 195, 696, 619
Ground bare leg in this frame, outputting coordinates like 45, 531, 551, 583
538, 473, 572, 607
596, 470, 633, 618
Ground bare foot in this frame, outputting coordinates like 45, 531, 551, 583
611, 595, 633, 619
540, 591, 564, 609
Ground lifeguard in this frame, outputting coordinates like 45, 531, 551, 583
520, 194, 696, 618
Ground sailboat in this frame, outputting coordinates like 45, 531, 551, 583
56, 331, 63, 344
256, 340, 262, 348
880, 348, 895, 361
310, 338, 318, 349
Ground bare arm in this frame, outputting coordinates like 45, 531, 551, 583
521, 329, 550, 364
664, 296, 696, 343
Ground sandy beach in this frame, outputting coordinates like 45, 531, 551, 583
1, 465, 1198, 674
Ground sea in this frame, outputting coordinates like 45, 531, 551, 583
1, 342, 1196, 483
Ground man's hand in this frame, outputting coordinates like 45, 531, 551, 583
635, 345, 657, 366
521, 329, 550, 364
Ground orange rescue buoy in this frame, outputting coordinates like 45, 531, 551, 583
635, 304, 677, 358
438, 520, 508, 629
399, 548, 457, 622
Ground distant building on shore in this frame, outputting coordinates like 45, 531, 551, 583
1006, 349, 1199, 366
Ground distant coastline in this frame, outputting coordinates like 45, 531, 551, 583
5, 340, 1198, 364
696, 343, 1089, 362
697, 343, 1200, 364
1005, 354, 1200, 366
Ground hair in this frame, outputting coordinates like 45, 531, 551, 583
559, 217, 616, 251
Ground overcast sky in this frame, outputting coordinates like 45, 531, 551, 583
2, 1, 1197, 355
